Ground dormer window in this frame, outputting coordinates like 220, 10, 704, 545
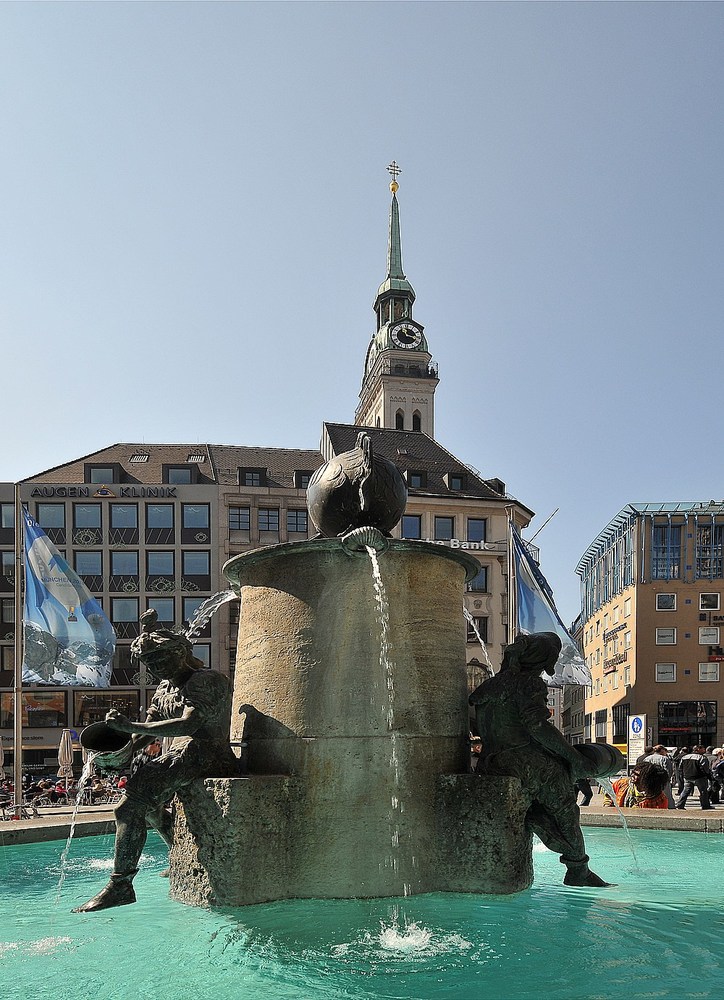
239, 467, 267, 488
407, 471, 426, 489
163, 465, 198, 485
294, 470, 313, 489
85, 463, 122, 484
447, 472, 466, 492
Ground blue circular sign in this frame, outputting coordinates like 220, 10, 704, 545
631, 717, 643, 734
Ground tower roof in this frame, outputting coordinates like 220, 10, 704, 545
376, 187, 416, 303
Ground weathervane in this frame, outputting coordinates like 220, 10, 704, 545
387, 160, 401, 193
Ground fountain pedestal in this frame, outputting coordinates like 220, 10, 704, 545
169, 539, 535, 906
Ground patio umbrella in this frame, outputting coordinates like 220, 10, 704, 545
57, 728, 74, 786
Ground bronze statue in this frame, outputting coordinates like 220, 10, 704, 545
74, 610, 238, 912
469, 632, 610, 887
306, 431, 407, 537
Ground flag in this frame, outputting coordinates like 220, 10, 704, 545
510, 522, 590, 686
22, 508, 115, 686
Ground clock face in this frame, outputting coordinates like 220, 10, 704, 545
390, 322, 422, 350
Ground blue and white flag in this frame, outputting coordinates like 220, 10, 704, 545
511, 523, 590, 686
23, 508, 115, 686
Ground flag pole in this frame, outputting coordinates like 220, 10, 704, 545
13, 484, 24, 814
505, 506, 516, 646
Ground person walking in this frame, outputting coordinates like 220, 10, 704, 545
673, 747, 689, 795
574, 777, 593, 806
676, 746, 714, 810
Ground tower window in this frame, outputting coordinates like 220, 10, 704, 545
395, 410, 405, 430
412, 411, 421, 432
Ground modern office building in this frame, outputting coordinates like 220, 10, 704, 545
575, 502, 724, 751
0, 173, 534, 771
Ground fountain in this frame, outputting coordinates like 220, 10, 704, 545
166, 432, 623, 907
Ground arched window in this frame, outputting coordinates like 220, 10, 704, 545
412, 411, 422, 432
395, 410, 405, 430
376, 416, 381, 428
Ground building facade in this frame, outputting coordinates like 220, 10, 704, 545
0, 174, 534, 771
574, 502, 724, 752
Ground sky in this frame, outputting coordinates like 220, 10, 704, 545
1, 1, 723, 624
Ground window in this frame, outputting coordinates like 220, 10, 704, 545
401, 515, 421, 539
699, 626, 720, 645
75, 551, 102, 576
192, 644, 211, 669
466, 616, 488, 643
111, 551, 138, 576
87, 467, 115, 483
74, 691, 139, 728
656, 663, 677, 683
1, 504, 14, 529
595, 709, 607, 739
467, 519, 486, 543
624, 666, 631, 686
147, 551, 174, 576
656, 627, 676, 645
613, 606, 620, 624
624, 597, 632, 617
1, 691, 67, 728
624, 630, 632, 650
612, 703, 630, 742
449, 474, 465, 491
434, 516, 454, 541
412, 412, 422, 432
696, 523, 724, 579
700, 593, 720, 611
112, 598, 138, 622
258, 508, 279, 532
395, 410, 404, 430
294, 471, 313, 489
239, 468, 266, 487
1, 598, 14, 623
37, 504, 65, 528
147, 504, 174, 528
408, 471, 426, 489
166, 467, 192, 484
110, 505, 138, 528
182, 551, 210, 576
652, 523, 682, 580
182, 504, 209, 529
183, 597, 204, 624
699, 663, 720, 682
656, 593, 676, 611
229, 506, 250, 531
74, 504, 101, 529
467, 566, 488, 593
1, 552, 13, 576
287, 510, 308, 533
148, 598, 174, 623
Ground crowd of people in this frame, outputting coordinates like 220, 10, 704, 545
0, 772, 128, 812
576, 744, 724, 811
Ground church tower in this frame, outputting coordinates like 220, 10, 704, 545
355, 164, 439, 436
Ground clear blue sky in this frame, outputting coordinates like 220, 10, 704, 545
2, 2, 723, 624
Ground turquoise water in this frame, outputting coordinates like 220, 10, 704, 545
1, 828, 722, 1000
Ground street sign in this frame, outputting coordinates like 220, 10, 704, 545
628, 714, 647, 766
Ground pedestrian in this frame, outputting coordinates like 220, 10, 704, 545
643, 745, 675, 808
676, 746, 715, 810
673, 747, 689, 795
574, 777, 593, 806
636, 746, 654, 765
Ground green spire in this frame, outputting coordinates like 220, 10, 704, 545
376, 168, 415, 304
387, 192, 405, 280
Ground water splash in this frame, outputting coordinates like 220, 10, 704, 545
183, 590, 239, 640
367, 546, 412, 898
598, 776, 640, 869
55, 755, 98, 904
463, 607, 494, 673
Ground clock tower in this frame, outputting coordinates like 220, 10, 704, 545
355, 164, 439, 436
